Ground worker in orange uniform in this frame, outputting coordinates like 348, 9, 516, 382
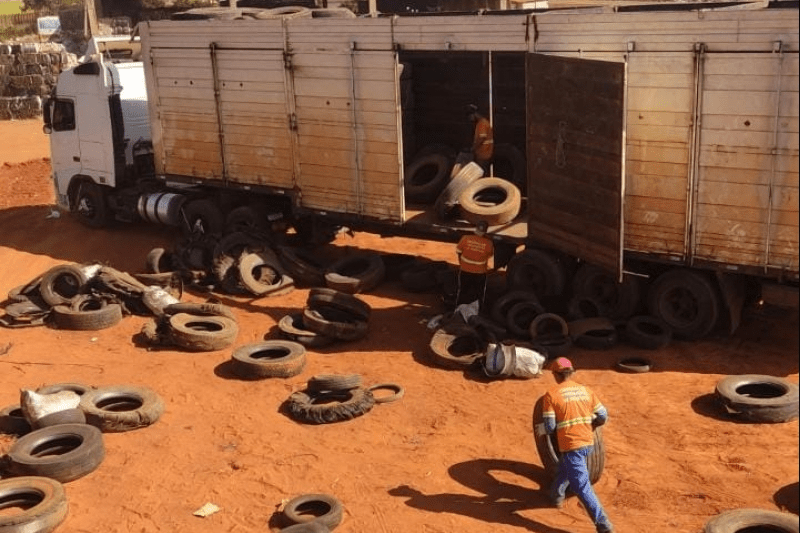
455, 220, 494, 307
542, 357, 614, 533
466, 104, 494, 169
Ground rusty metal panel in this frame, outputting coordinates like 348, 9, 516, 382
526, 53, 625, 276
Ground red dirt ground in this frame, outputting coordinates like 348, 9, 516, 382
0, 119, 797, 533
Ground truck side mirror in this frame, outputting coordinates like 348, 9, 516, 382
42, 97, 53, 134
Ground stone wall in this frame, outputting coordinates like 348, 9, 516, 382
0, 42, 77, 120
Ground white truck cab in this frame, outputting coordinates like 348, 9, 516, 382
44, 36, 152, 227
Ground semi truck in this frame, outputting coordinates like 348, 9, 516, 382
43, 2, 799, 339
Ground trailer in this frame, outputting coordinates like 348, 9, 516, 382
44, 3, 799, 338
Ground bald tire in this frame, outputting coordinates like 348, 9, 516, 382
287, 388, 375, 425
532, 396, 604, 484
277, 313, 336, 349
5, 424, 105, 482
168, 313, 239, 352
0, 476, 68, 533
704, 509, 799, 533
39, 264, 87, 307
428, 324, 485, 370
283, 493, 344, 530
457, 177, 522, 226
307, 288, 371, 321
231, 341, 307, 379
80, 385, 165, 432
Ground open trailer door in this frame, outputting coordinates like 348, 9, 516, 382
526, 53, 626, 279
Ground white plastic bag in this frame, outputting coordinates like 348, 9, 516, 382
454, 300, 480, 323
142, 286, 180, 315
512, 346, 546, 378
20, 389, 81, 425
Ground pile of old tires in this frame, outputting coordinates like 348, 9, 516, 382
279, 493, 345, 532
140, 302, 239, 352
276, 288, 371, 348
0, 263, 182, 330
0, 382, 164, 532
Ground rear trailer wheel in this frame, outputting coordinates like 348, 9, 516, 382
647, 269, 720, 340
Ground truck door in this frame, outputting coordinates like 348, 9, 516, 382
526, 53, 626, 278
47, 96, 82, 199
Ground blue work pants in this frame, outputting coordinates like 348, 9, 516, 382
550, 446, 613, 530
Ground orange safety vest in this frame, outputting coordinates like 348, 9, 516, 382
456, 234, 494, 274
472, 117, 494, 165
542, 381, 605, 452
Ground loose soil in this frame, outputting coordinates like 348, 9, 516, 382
0, 119, 797, 532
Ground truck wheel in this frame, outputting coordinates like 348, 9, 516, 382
180, 199, 224, 237
647, 269, 720, 340
404, 151, 452, 204
715, 375, 799, 423
5, 423, 105, 482
572, 263, 641, 320
490, 143, 526, 194
532, 396, 604, 484
283, 493, 344, 530
72, 180, 112, 228
458, 177, 522, 225
231, 341, 307, 379
80, 385, 165, 432
0, 477, 68, 532
704, 509, 799, 533
506, 249, 566, 297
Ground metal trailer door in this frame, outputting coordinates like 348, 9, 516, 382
526, 53, 626, 278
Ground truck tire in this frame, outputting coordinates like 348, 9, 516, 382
163, 302, 237, 321
434, 162, 484, 220
567, 295, 603, 320
307, 288, 371, 321
283, 493, 344, 530
239, 251, 293, 296
40, 265, 87, 307
80, 385, 165, 432
325, 253, 385, 294
277, 313, 336, 348
307, 374, 363, 393
458, 177, 522, 225
278, 246, 327, 287
490, 143, 527, 194
287, 388, 375, 425
404, 151, 452, 204
281, 523, 331, 533
0, 404, 31, 435
231, 341, 307, 379
72, 180, 112, 228
704, 509, 799, 533
715, 375, 799, 423
647, 269, 720, 340
532, 396, 604, 484
506, 301, 546, 339
168, 313, 239, 351
52, 298, 123, 331
302, 307, 368, 342
572, 263, 642, 320
180, 199, 224, 237
225, 205, 265, 233
490, 290, 541, 326
568, 317, 618, 350
529, 313, 569, 340
5, 423, 105, 482
625, 315, 672, 350
429, 324, 485, 370
146, 247, 179, 274
0, 476, 69, 533
506, 249, 566, 297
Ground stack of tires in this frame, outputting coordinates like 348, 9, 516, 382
277, 288, 371, 348
140, 302, 239, 352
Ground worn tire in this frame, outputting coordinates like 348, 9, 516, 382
283, 493, 344, 530
180, 198, 224, 236
434, 162, 484, 219
163, 302, 237, 321
168, 313, 239, 351
532, 396, 604, 484
307, 374, 363, 393
529, 334, 573, 358
0, 476, 69, 533
307, 288, 371, 321
572, 263, 642, 320
429, 324, 485, 370
52, 299, 123, 331
5, 423, 105, 482
569, 317, 618, 350
80, 385, 165, 432
715, 375, 799, 423
145, 247, 179, 274
529, 313, 569, 339
506, 300, 546, 339
277, 313, 336, 348
704, 508, 799, 533
225, 205, 265, 233
231, 341, 307, 379
506, 249, 566, 297
647, 268, 720, 340
615, 357, 652, 373
625, 315, 672, 350
280, 522, 331, 533
40, 265, 87, 307
239, 252, 294, 297
302, 307, 368, 342
458, 177, 522, 225
287, 388, 375, 425
0, 404, 31, 435
490, 290, 541, 327
325, 254, 385, 294
490, 143, 527, 194
278, 247, 327, 287
367, 383, 405, 404
404, 151, 453, 204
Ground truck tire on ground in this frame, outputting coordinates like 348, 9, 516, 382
572, 263, 642, 320
506, 300, 546, 339
704, 508, 799, 533
566, 295, 603, 320
302, 307, 368, 342
625, 315, 672, 350
530, 334, 573, 358
307, 288, 371, 321
168, 313, 239, 351
615, 357, 652, 373
404, 151, 453, 204
278, 246, 327, 287
277, 313, 336, 348
231, 341, 307, 379
367, 383, 405, 404
72, 180, 112, 228
180, 199, 224, 237
529, 313, 569, 340
80, 385, 165, 432
506, 249, 567, 297
458, 177, 521, 225
647, 268, 720, 340
0, 476, 69, 533
715, 375, 799, 423
325, 253, 385, 294
52, 298, 123, 331
146, 247, 179, 274
0, 404, 31, 435
287, 388, 375, 425
428, 324, 485, 370
283, 493, 344, 530
5, 423, 105, 482
239, 251, 293, 296
490, 143, 527, 194
532, 396, 604, 484
40, 264, 87, 307
490, 290, 541, 326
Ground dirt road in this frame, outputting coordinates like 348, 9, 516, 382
0, 119, 797, 532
